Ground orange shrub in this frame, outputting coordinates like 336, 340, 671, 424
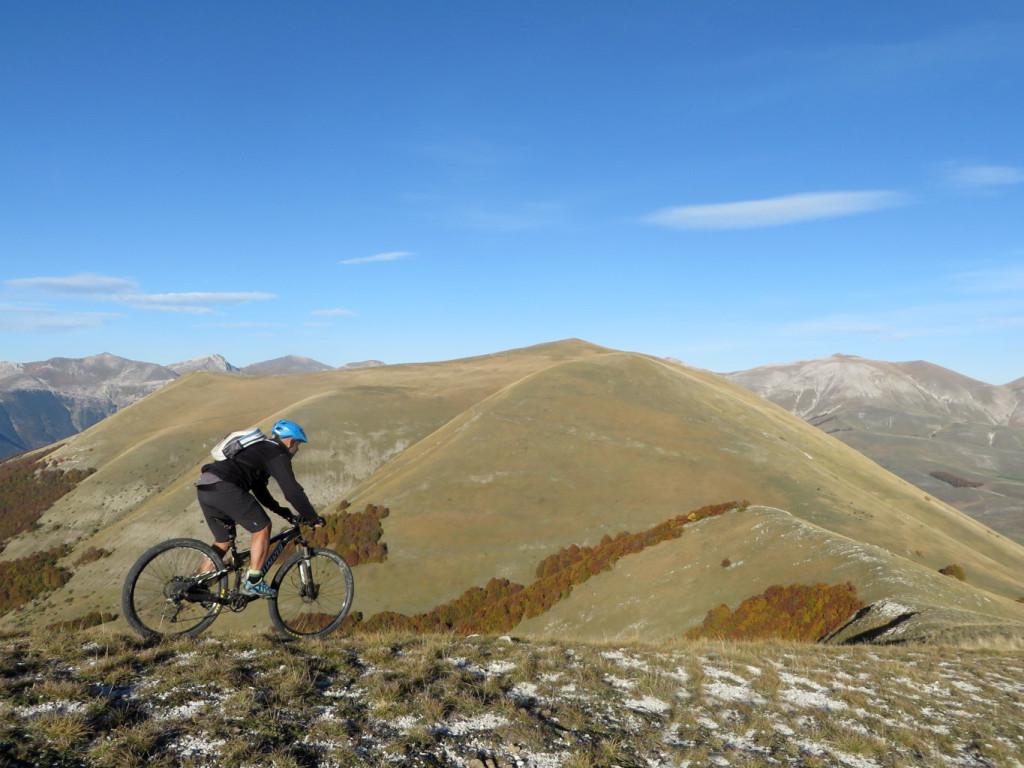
685, 582, 865, 642
349, 500, 746, 635
310, 503, 390, 566
0, 448, 95, 548
0, 546, 74, 614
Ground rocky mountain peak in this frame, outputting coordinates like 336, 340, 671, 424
727, 354, 1022, 426
168, 354, 241, 375
241, 355, 334, 376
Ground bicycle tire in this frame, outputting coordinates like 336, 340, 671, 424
121, 538, 228, 639
268, 547, 354, 638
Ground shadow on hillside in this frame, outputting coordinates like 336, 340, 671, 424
832, 604, 920, 645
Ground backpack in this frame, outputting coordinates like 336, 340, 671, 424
210, 427, 268, 461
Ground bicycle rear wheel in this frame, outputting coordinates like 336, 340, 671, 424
269, 548, 354, 638
121, 538, 228, 639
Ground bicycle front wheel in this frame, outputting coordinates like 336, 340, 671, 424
121, 538, 228, 639
269, 548, 354, 638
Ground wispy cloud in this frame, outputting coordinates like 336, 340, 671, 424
644, 191, 909, 230
0, 305, 117, 333
5, 273, 274, 313
945, 164, 1024, 189
783, 290, 1024, 344
414, 136, 512, 169
7, 273, 138, 295
311, 308, 357, 317
452, 202, 565, 232
727, 22, 1024, 113
341, 251, 412, 265
948, 265, 1024, 293
977, 316, 1024, 326
784, 316, 915, 340
123, 292, 274, 313
196, 321, 288, 329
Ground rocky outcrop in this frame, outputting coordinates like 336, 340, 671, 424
167, 354, 241, 375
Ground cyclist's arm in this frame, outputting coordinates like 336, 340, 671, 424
251, 480, 290, 517
265, 453, 321, 524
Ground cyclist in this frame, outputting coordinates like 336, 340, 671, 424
195, 419, 325, 598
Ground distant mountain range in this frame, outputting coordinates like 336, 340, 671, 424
4, 348, 1023, 548
3, 339, 1024, 644
0, 352, 383, 459
725, 354, 1024, 544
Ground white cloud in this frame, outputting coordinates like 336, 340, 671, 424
453, 202, 564, 232
977, 316, 1024, 325
6, 273, 275, 313
0, 305, 116, 333
196, 321, 287, 329
782, 291, 1024, 345
311, 308, 357, 316
7, 273, 138, 295
124, 292, 274, 313
341, 251, 412, 265
946, 164, 1024, 189
949, 265, 1024, 293
645, 191, 910, 230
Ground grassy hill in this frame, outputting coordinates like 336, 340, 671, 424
2, 340, 1024, 644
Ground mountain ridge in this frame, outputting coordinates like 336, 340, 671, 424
0, 351, 380, 460
727, 353, 1023, 425
725, 353, 1024, 544
3, 339, 1024, 645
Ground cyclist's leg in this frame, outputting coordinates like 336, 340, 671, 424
249, 524, 270, 572
198, 541, 232, 573
198, 482, 271, 585
197, 488, 238, 573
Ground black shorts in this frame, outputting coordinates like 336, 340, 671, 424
197, 482, 270, 542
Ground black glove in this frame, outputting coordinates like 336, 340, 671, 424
306, 514, 326, 528
277, 507, 297, 524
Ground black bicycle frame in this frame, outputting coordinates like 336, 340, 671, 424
233, 524, 308, 576
188, 525, 310, 605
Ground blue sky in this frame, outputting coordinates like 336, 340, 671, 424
2, 2, 1023, 384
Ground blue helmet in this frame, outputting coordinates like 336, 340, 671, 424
272, 419, 308, 443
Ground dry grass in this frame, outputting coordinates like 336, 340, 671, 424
10, 341, 1024, 649
2, 629, 1022, 767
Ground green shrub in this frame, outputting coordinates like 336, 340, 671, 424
939, 564, 966, 581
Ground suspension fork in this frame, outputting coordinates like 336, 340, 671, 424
295, 543, 318, 599
297, 543, 313, 581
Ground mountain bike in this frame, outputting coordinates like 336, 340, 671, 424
121, 522, 354, 640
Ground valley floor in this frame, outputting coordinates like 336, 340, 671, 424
1, 630, 1022, 767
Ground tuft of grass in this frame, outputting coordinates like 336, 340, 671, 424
2, 629, 1024, 767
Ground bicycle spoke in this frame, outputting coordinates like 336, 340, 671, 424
270, 549, 353, 638
122, 539, 227, 638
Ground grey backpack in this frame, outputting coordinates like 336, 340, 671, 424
210, 428, 267, 461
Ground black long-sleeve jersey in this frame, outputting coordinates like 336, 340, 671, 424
201, 439, 319, 523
